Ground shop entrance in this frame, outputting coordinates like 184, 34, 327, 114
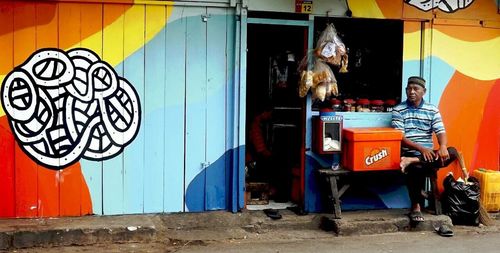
305, 18, 406, 212
244, 14, 404, 212
245, 16, 309, 209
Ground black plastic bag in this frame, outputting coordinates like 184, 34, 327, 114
442, 174, 480, 225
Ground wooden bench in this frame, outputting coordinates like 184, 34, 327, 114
317, 167, 441, 219
317, 168, 351, 219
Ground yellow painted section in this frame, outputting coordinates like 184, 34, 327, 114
72, 4, 171, 66
403, 30, 421, 60
124, 5, 145, 56
146, 5, 166, 39
147, 5, 172, 42
404, 29, 500, 81
433, 30, 500, 81
102, 5, 125, 64
422, 23, 432, 60
348, 0, 384, 19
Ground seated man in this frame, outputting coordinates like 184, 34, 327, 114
392, 76, 458, 223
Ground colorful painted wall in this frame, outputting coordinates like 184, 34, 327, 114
0, 0, 241, 218
1, 0, 498, 218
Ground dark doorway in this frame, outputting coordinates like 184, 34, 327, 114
245, 22, 307, 207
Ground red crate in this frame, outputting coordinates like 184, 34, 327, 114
342, 128, 403, 171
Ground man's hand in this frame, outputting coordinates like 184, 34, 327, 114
435, 146, 450, 166
419, 147, 435, 162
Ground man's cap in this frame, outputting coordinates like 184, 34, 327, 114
407, 76, 426, 88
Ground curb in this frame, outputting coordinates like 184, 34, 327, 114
320, 212, 453, 236
0, 209, 493, 250
0, 226, 157, 250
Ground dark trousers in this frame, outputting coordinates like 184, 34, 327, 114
405, 147, 458, 207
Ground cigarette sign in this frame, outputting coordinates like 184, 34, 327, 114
295, 0, 313, 14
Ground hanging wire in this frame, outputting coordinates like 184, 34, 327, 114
345, 0, 353, 17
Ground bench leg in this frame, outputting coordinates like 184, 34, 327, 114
430, 175, 442, 215
327, 176, 342, 219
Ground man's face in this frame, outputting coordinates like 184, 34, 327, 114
405, 83, 426, 105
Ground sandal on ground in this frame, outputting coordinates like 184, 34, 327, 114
435, 224, 454, 237
408, 210, 425, 223
263, 208, 282, 220
286, 206, 308, 216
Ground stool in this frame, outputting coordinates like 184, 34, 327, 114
245, 182, 269, 205
317, 168, 351, 219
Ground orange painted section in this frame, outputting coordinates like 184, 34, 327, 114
12, 1, 36, 68
14, 144, 39, 217
0, 1, 14, 74
0, 1, 55, 36
36, 1, 61, 218
37, 169, 60, 217
59, 2, 82, 49
435, 72, 497, 192
375, 0, 403, 19
60, 166, 83, 216
471, 80, 500, 171
0, 2, 15, 218
402, 2, 433, 20
0, 117, 15, 217
0, 0, 132, 77
0, 115, 93, 217
12, 2, 38, 218
36, 2, 59, 48
81, 172, 93, 215
404, 20, 421, 34
435, 24, 500, 42
80, 3, 104, 47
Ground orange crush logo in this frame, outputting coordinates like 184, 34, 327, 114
365, 149, 388, 166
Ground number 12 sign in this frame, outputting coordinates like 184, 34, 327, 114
295, 0, 313, 14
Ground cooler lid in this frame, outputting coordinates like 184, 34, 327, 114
343, 127, 403, 141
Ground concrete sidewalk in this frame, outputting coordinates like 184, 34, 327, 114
0, 209, 495, 250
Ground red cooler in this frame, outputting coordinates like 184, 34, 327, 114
342, 128, 403, 171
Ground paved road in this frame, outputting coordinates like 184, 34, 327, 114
175, 230, 500, 253
12, 228, 500, 253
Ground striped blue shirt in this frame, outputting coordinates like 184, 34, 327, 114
391, 99, 446, 156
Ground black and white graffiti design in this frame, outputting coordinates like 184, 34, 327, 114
405, 0, 475, 13
1, 48, 141, 170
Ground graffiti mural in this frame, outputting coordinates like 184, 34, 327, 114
1, 48, 141, 170
405, 0, 475, 13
